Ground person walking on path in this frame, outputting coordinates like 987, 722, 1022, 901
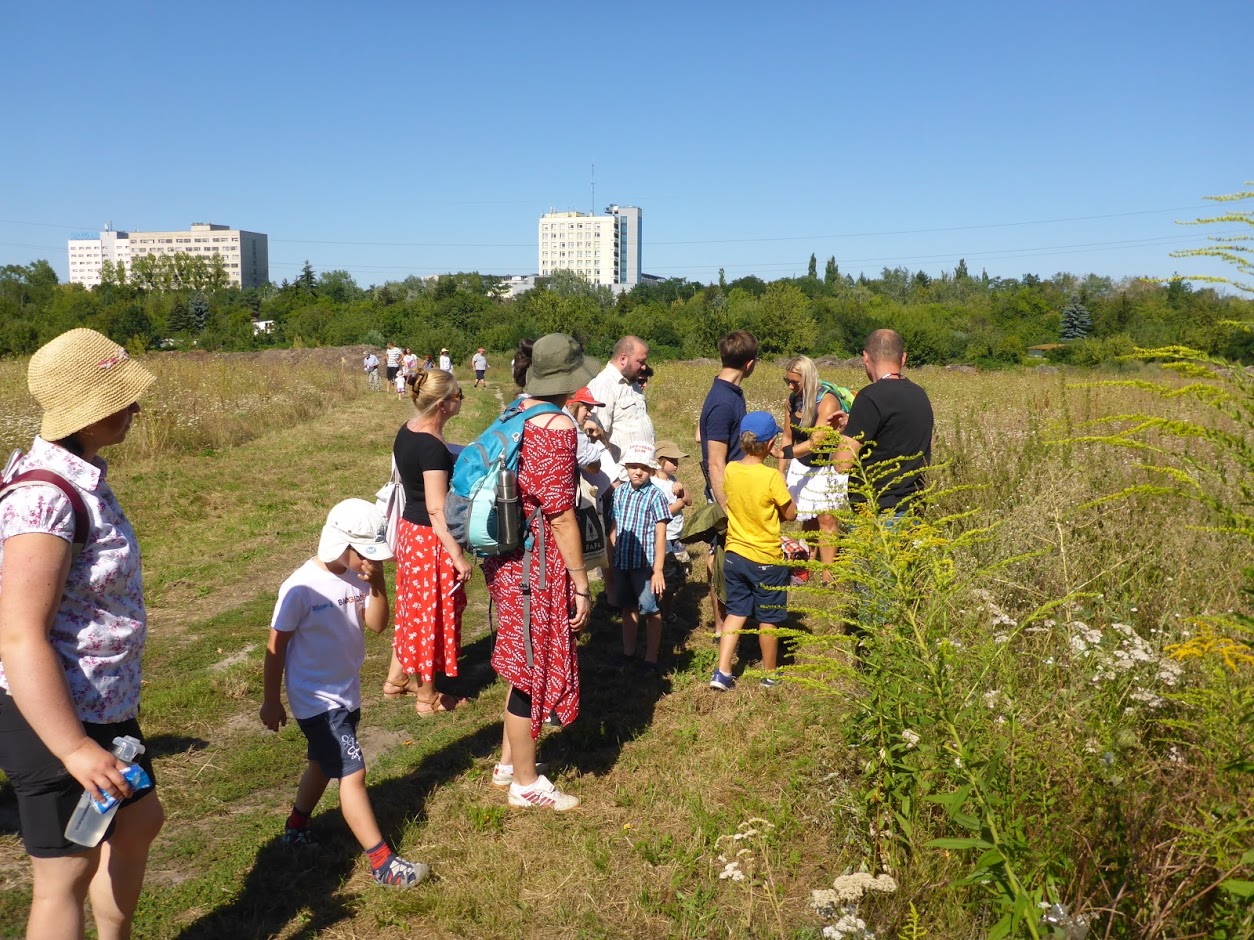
778, 355, 853, 580
385, 367, 472, 715
0, 328, 164, 939
587, 335, 654, 466
483, 334, 595, 811
833, 329, 934, 516
262, 499, 429, 887
697, 329, 759, 637
363, 349, 382, 391
472, 348, 488, 388
384, 341, 402, 387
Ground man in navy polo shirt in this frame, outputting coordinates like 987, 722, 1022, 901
697, 330, 759, 635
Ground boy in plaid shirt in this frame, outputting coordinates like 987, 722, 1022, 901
610, 442, 672, 674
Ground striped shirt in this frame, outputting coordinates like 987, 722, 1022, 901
612, 480, 671, 571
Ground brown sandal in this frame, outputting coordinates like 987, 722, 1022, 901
383, 677, 412, 698
414, 693, 462, 717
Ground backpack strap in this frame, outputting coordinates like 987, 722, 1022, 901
0, 469, 90, 554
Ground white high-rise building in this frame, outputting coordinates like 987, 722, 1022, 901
67, 222, 269, 289
537, 204, 641, 289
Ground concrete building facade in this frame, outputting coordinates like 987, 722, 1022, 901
537, 204, 641, 290
67, 222, 269, 289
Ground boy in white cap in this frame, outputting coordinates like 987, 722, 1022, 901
261, 498, 429, 887
611, 442, 672, 673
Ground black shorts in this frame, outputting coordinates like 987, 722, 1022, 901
386, 365, 399, 381
0, 694, 157, 858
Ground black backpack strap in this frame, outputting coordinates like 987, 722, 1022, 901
0, 470, 90, 554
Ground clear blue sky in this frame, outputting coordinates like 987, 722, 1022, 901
2, 1, 1249, 289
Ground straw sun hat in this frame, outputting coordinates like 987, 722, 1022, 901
29, 329, 157, 441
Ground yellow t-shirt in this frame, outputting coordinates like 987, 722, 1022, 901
724, 461, 792, 564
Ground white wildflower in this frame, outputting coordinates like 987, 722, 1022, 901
901, 729, 920, 749
719, 861, 745, 882
982, 690, 1001, 709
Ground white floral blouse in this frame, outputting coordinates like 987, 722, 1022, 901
0, 436, 146, 723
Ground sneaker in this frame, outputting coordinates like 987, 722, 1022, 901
635, 659, 660, 677
372, 855, 430, 887
710, 669, 736, 691
282, 826, 320, 848
760, 674, 781, 688
508, 775, 580, 811
491, 762, 549, 789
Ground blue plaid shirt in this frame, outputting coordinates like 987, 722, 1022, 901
612, 481, 672, 571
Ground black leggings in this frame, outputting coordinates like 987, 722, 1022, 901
506, 687, 532, 719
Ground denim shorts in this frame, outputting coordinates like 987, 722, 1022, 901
619, 566, 661, 615
0, 696, 158, 858
723, 551, 790, 624
296, 707, 365, 778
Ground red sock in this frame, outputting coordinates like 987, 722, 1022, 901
366, 840, 394, 871
287, 807, 311, 830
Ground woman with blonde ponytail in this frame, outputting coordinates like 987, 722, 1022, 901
383, 367, 472, 715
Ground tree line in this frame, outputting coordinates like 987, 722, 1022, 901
2, 255, 1251, 365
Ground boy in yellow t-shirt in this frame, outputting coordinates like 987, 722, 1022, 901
711, 412, 797, 691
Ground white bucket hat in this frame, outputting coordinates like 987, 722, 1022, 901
317, 498, 394, 563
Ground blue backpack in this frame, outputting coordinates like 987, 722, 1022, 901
446, 399, 562, 557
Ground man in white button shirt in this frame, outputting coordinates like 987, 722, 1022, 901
586, 335, 654, 465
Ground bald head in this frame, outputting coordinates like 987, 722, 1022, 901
864, 329, 905, 364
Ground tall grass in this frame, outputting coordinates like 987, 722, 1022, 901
0, 350, 368, 460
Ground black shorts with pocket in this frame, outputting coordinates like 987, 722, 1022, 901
0, 694, 157, 858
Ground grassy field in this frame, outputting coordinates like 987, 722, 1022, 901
0, 351, 1249, 939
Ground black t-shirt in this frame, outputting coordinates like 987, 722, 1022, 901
843, 378, 934, 510
393, 426, 453, 526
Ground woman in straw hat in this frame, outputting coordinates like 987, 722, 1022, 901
0, 328, 163, 938
483, 334, 596, 811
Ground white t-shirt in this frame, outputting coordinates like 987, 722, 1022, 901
271, 559, 372, 719
652, 477, 685, 541
402, 353, 418, 374
439, 354, 452, 371
472, 353, 487, 371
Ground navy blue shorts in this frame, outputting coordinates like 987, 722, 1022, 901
475, 369, 486, 381
723, 551, 789, 624
296, 707, 365, 778
0, 695, 157, 858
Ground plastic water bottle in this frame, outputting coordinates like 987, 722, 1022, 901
495, 468, 520, 551
64, 735, 150, 848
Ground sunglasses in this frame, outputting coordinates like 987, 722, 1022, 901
448, 389, 465, 401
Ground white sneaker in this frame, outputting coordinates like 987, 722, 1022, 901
508, 775, 579, 811
491, 762, 549, 789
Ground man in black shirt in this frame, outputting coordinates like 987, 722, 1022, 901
836, 329, 934, 513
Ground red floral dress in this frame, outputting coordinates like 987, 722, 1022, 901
484, 421, 579, 740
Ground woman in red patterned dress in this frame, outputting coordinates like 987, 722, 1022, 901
484, 334, 595, 811
385, 367, 472, 715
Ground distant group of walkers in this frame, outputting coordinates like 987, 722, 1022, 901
0, 322, 933, 933
362, 342, 490, 397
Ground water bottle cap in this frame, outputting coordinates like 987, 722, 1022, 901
111, 735, 145, 761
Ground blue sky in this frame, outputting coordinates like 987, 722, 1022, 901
2, 1, 1249, 289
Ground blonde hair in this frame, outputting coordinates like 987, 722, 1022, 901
408, 367, 458, 416
784, 355, 819, 427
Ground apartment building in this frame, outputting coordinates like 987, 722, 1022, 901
67, 222, 269, 289
537, 204, 641, 289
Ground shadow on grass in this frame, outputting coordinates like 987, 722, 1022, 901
174, 721, 504, 940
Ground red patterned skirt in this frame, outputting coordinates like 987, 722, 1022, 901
394, 518, 466, 682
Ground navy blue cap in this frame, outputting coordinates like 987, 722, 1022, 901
739, 410, 781, 442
